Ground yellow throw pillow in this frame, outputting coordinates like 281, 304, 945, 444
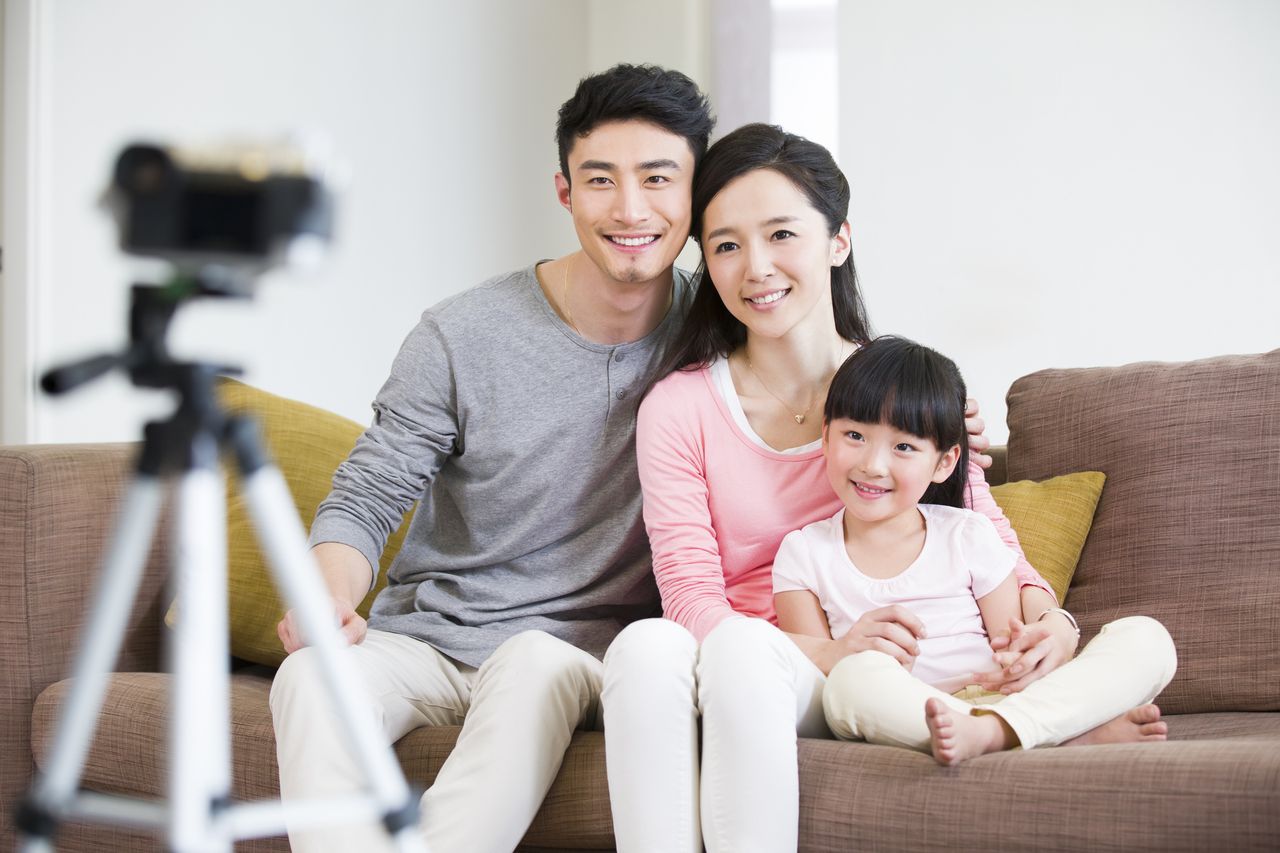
989, 471, 1105, 605
167, 377, 413, 668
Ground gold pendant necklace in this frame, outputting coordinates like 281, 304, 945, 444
744, 356, 813, 424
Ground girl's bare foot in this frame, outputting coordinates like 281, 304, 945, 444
925, 698, 1018, 766
1064, 703, 1168, 746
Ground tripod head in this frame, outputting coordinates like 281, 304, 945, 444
41, 273, 245, 399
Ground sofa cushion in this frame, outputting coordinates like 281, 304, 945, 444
1005, 350, 1280, 714
795, 714, 1280, 852
167, 378, 414, 668
990, 471, 1105, 605
31, 673, 614, 851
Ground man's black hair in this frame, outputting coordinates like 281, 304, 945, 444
556, 64, 714, 183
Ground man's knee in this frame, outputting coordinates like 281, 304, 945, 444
485, 630, 602, 687
270, 646, 325, 719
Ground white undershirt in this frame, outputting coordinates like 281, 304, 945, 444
710, 356, 821, 456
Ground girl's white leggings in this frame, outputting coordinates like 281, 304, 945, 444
602, 616, 828, 853
824, 614, 1177, 751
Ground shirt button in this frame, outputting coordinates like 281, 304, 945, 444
615, 389, 627, 400
614, 352, 626, 363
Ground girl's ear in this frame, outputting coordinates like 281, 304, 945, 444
830, 221, 852, 267
821, 422, 830, 446
931, 443, 962, 484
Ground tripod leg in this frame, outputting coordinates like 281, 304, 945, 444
20, 477, 166, 850
229, 423, 424, 852
168, 460, 233, 852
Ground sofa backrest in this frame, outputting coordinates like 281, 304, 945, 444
1005, 349, 1280, 715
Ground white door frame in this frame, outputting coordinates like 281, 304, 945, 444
2, 0, 48, 445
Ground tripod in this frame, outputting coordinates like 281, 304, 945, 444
17, 278, 427, 852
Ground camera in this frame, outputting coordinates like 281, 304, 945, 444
106, 141, 334, 280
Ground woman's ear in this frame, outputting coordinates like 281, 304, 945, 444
830, 221, 852, 266
931, 443, 962, 483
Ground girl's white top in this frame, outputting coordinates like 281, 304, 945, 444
772, 503, 1016, 692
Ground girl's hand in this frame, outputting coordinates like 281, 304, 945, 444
972, 616, 1075, 694
965, 398, 992, 469
826, 604, 926, 672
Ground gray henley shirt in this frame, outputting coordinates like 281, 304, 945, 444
309, 263, 693, 666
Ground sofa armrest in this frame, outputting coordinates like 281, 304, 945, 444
1, 443, 170, 835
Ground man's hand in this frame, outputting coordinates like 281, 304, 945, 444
275, 542, 375, 655
965, 398, 992, 469
276, 601, 368, 654
973, 616, 1074, 694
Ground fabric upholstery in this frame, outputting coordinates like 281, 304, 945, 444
30, 677, 1280, 853
1006, 350, 1280, 713
1, 443, 169, 851
989, 471, 1105, 604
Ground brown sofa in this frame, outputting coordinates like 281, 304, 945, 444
4, 350, 1279, 852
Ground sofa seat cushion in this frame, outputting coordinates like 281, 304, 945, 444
795, 714, 1280, 853
1005, 350, 1280, 714
31, 672, 613, 850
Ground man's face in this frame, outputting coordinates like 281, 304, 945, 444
556, 120, 695, 287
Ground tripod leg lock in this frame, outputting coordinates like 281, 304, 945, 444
381, 788, 423, 837
15, 793, 60, 842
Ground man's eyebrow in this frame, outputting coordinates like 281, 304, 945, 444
705, 215, 800, 241
575, 158, 684, 173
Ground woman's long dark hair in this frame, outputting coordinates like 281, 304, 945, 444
647, 123, 872, 393
823, 336, 970, 508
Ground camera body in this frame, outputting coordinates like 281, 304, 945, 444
108, 142, 334, 279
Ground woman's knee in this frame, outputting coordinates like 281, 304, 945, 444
605, 618, 696, 670
697, 617, 799, 702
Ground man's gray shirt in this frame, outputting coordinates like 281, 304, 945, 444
309, 263, 693, 666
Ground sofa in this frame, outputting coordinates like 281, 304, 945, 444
3, 349, 1278, 852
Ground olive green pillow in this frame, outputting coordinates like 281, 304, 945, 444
989, 471, 1105, 605
168, 377, 412, 668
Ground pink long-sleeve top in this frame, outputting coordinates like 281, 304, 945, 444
636, 365, 1052, 643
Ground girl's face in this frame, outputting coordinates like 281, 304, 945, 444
823, 418, 961, 529
701, 168, 851, 343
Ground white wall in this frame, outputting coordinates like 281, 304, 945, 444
840, 1, 1280, 443
10, 0, 598, 443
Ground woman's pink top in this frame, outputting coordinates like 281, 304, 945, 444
636, 365, 1052, 643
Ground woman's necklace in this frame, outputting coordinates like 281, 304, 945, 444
744, 356, 816, 425
743, 341, 854, 425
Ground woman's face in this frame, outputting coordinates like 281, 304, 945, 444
701, 168, 851, 343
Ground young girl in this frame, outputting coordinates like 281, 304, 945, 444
774, 335, 1178, 764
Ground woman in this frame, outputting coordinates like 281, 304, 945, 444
602, 124, 1165, 853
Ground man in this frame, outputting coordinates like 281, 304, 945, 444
269, 64, 714, 852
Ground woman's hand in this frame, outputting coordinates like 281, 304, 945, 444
965, 398, 992, 469
972, 615, 1076, 694
820, 604, 926, 674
